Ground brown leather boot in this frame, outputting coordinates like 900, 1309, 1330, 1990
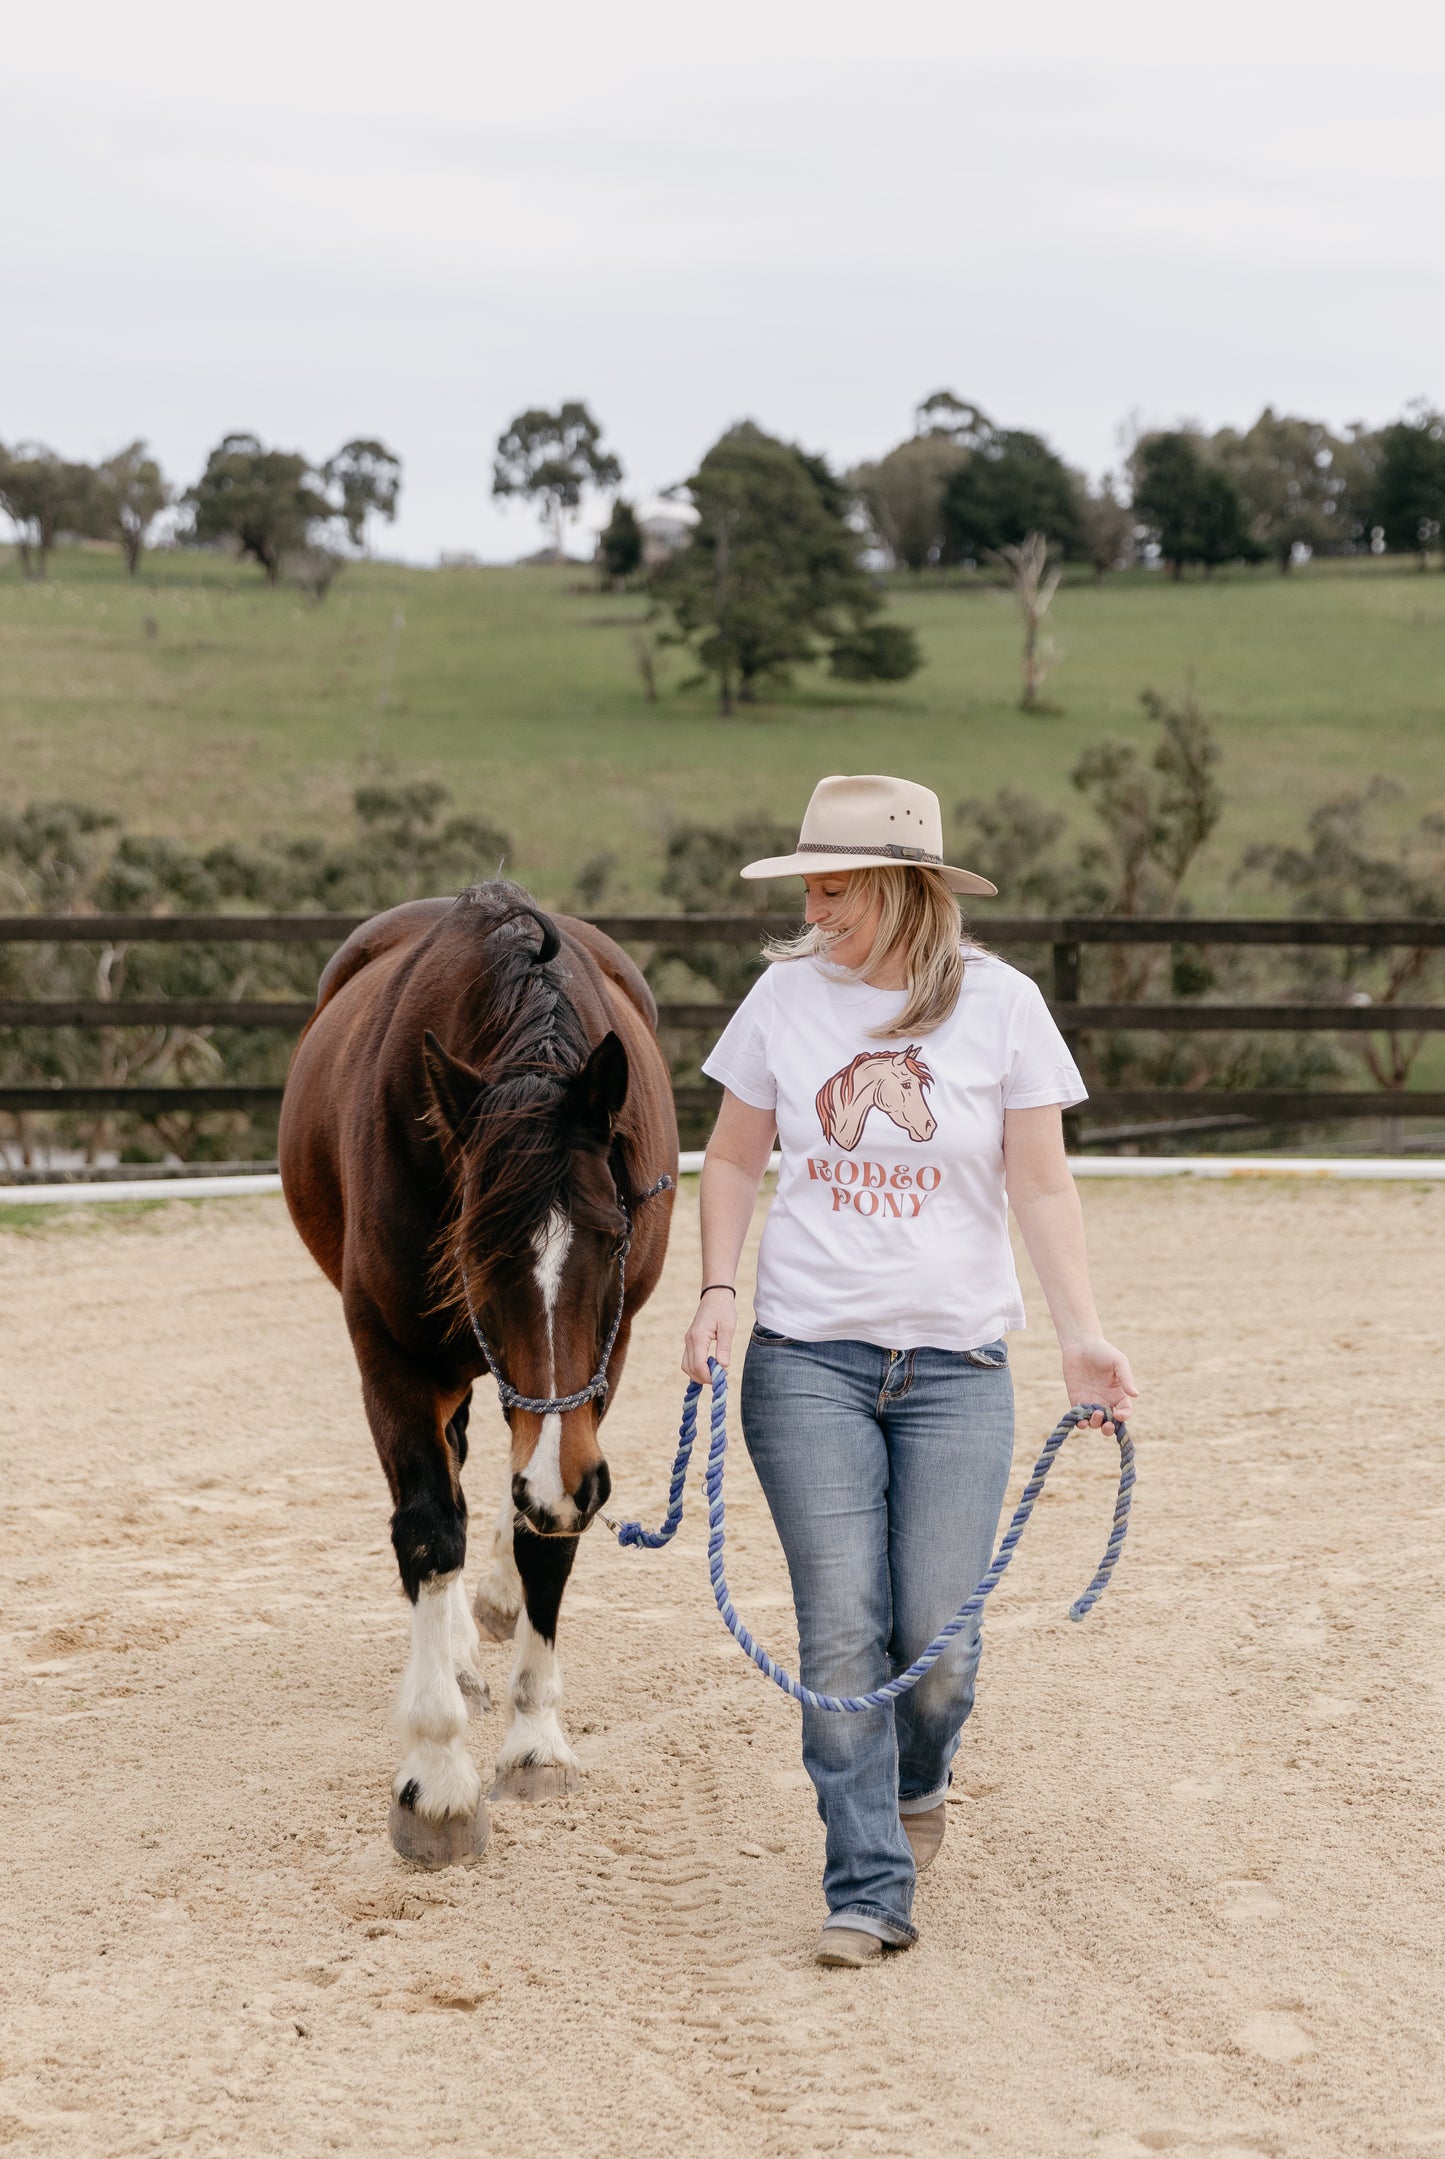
814, 1924, 884, 1966
901, 1803, 946, 1872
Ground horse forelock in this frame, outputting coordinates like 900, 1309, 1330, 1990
428, 886, 612, 1316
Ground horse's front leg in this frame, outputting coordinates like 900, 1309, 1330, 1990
472, 1486, 524, 1642
353, 1320, 489, 1864
489, 1527, 581, 1801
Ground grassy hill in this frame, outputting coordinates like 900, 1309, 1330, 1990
1, 543, 1442, 910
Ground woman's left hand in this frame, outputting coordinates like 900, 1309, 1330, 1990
1061, 1337, 1138, 1434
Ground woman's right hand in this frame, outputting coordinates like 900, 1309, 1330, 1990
682, 1287, 738, 1383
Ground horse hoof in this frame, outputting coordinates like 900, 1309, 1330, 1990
472, 1593, 518, 1643
388, 1795, 491, 1868
489, 1760, 579, 1802
456, 1668, 491, 1715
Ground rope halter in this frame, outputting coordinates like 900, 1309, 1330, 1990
460, 1172, 674, 1417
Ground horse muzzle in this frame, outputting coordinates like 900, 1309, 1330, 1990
511, 1460, 612, 1538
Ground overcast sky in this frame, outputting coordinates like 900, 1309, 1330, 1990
7, 0, 1443, 562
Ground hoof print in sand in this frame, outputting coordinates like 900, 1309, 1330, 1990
489, 1760, 579, 1802
388, 1795, 491, 1868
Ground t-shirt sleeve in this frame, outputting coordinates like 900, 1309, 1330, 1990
701, 972, 777, 1111
1002, 975, 1088, 1110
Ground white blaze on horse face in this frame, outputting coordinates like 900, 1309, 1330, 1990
393, 1569, 483, 1821
519, 1210, 577, 1525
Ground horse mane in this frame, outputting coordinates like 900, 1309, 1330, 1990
815, 1051, 879, 1144
428, 881, 621, 1316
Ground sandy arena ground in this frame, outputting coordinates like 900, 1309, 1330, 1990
2, 1177, 1443, 2159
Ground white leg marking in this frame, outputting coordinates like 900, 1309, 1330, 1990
492, 1613, 579, 1781
393, 1571, 482, 1821
473, 1487, 523, 1639
447, 1573, 490, 1711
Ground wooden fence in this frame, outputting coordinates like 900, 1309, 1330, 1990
2, 912, 1444, 1143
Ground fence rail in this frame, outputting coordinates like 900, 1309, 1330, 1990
3, 911, 1445, 946
3, 911, 1443, 1137
4, 998, 1444, 1036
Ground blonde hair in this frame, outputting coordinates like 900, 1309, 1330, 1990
764, 865, 973, 1037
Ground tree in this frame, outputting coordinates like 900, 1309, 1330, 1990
1244, 779, 1445, 1088
913, 390, 994, 448
1130, 432, 1256, 578
0, 445, 96, 578
850, 436, 966, 569
325, 439, 402, 551
654, 422, 920, 715
1210, 408, 1347, 571
90, 441, 172, 576
491, 402, 622, 560
187, 433, 331, 585
1078, 474, 1136, 578
993, 532, 1064, 711
598, 498, 643, 584
942, 429, 1084, 561
1371, 406, 1445, 568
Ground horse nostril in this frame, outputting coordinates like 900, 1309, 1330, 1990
573, 1461, 611, 1523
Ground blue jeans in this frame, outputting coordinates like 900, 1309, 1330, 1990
740, 1328, 1014, 1945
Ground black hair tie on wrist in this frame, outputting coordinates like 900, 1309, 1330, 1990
701, 1284, 737, 1296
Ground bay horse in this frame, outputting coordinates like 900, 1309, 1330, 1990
279, 881, 677, 1862
815, 1045, 936, 1151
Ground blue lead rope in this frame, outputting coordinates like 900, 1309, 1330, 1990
607, 1359, 1135, 1714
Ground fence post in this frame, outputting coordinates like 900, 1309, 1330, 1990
1053, 939, 1082, 1152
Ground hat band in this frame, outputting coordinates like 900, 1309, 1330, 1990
796, 840, 942, 865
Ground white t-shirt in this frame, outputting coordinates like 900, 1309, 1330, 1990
701, 950, 1086, 1353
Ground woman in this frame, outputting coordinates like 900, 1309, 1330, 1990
682, 773, 1137, 1968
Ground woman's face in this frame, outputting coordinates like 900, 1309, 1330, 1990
802, 872, 880, 971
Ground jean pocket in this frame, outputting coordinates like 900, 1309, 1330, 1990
961, 1340, 1009, 1367
750, 1323, 798, 1347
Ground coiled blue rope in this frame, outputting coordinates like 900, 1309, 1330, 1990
607, 1359, 1134, 1714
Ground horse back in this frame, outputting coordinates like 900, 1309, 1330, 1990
314, 898, 456, 1016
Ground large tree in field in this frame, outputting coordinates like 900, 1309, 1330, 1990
1371, 405, 1445, 568
0, 445, 96, 578
187, 433, 331, 584
492, 402, 621, 559
91, 441, 172, 576
1210, 408, 1348, 571
655, 422, 920, 715
1130, 431, 1257, 578
942, 429, 1084, 561
325, 438, 402, 551
851, 435, 966, 569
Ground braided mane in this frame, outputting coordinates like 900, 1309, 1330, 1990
429, 882, 620, 1315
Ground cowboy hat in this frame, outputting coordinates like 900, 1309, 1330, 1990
739, 774, 997, 896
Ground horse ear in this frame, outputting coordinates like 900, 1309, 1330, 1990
571, 1031, 629, 1142
422, 1031, 485, 1141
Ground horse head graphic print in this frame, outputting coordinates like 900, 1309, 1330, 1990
815, 1045, 937, 1151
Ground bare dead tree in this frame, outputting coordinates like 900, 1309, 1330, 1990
993, 531, 1064, 711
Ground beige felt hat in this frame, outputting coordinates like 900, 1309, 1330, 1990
740, 774, 997, 896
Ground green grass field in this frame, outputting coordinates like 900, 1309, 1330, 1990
1, 543, 1442, 909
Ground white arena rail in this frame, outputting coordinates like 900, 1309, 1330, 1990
3, 1155, 1443, 1207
